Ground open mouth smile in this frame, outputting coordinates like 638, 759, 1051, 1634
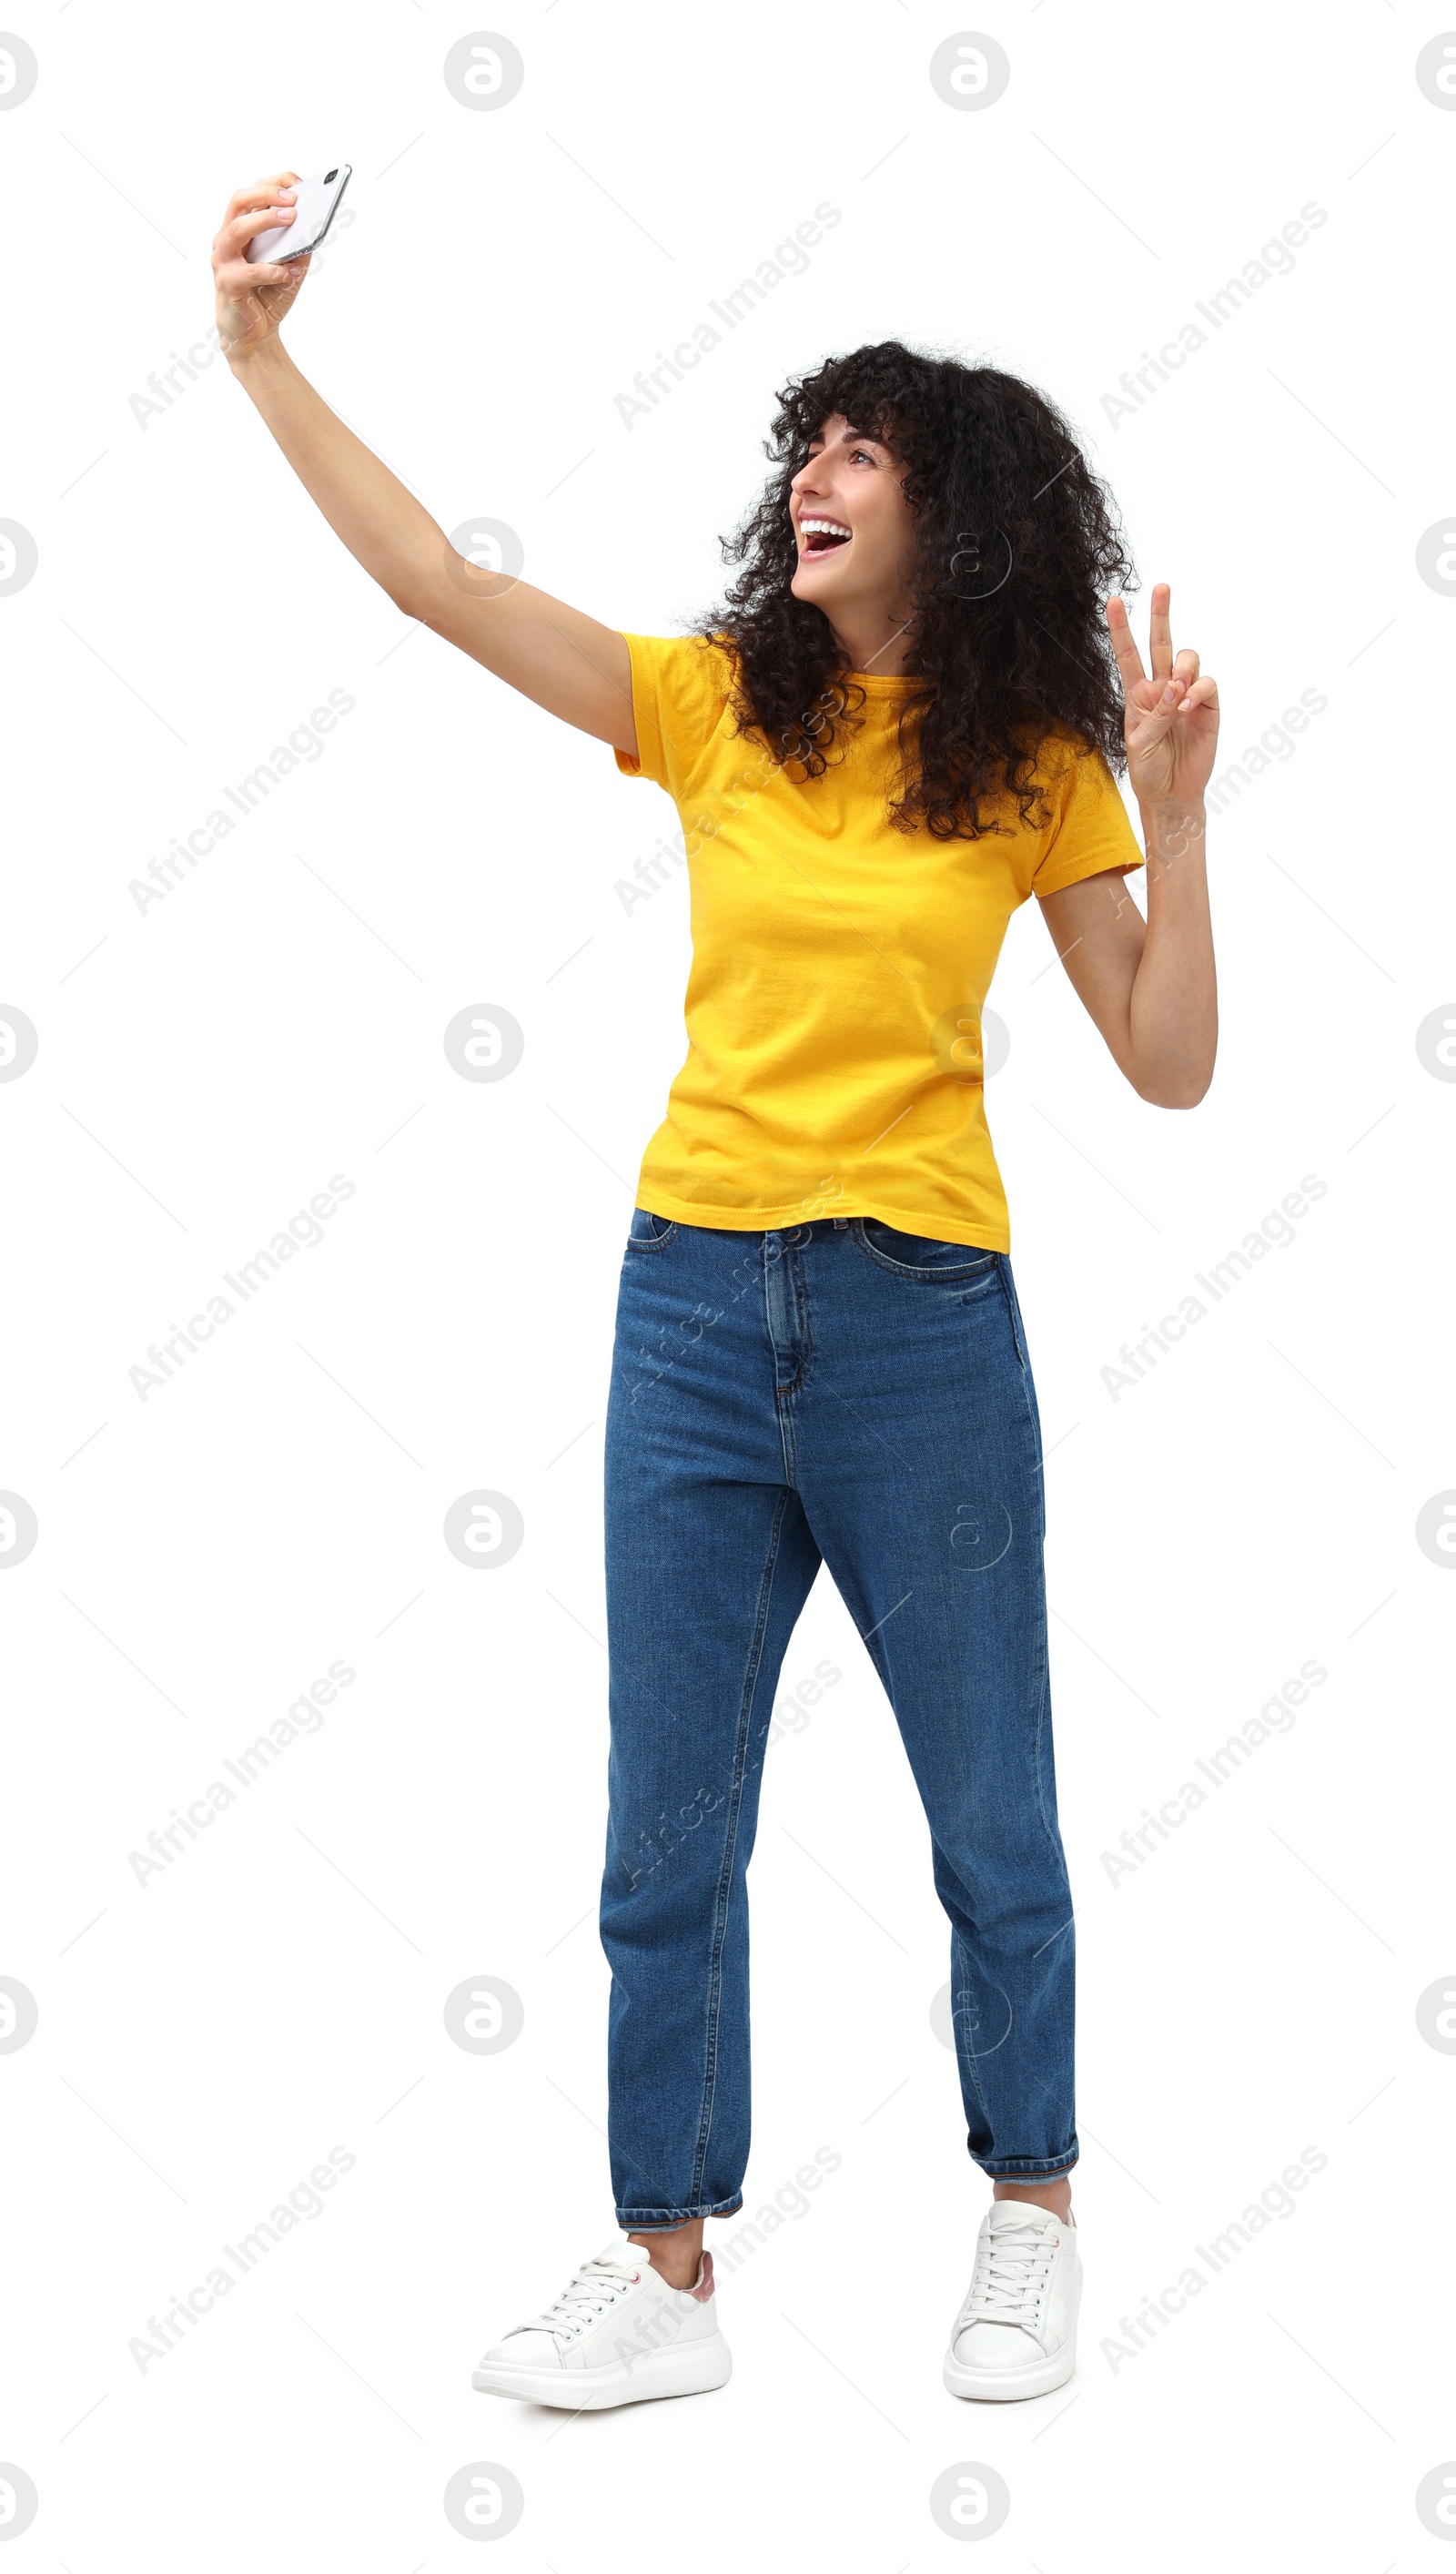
798, 517, 852, 558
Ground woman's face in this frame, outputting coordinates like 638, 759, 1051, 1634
788, 413, 917, 631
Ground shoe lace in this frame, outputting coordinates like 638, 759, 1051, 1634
524, 2253, 641, 2338
960, 2218, 1057, 2326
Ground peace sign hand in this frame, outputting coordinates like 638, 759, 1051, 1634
1106, 583, 1219, 811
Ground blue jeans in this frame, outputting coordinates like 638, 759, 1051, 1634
600, 1210, 1077, 2227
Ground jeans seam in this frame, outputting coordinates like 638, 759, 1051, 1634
1030, 1656, 1062, 1869
1001, 1262, 1057, 1872
789, 1241, 813, 1390
764, 1240, 808, 1479
997, 1256, 1046, 1543
850, 1216, 998, 1283
626, 1214, 678, 1253
953, 1927, 996, 2141
996, 1253, 1034, 1375
617, 2192, 744, 2226
689, 1489, 792, 2208
974, 2150, 1080, 2178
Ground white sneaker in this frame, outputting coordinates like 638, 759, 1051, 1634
472, 2237, 732, 2410
944, 2200, 1081, 2401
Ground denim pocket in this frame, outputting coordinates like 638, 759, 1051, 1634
626, 1206, 677, 1252
853, 1218, 997, 1282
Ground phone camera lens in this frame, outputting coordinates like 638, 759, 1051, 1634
324, 167, 337, 183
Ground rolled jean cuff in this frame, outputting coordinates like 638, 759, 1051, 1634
974, 2147, 1079, 2180
616, 2192, 744, 2229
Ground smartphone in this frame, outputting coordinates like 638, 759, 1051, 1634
245, 165, 351, 264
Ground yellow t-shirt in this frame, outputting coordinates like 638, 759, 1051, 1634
613, 632, 1144, 1252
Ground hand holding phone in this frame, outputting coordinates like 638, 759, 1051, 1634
213, 167, 350, 364
245, 164, 351, 263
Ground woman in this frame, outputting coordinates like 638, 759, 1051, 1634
213, 173, 1218, 2410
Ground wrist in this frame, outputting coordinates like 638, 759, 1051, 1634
1138, 792, 1206, 826
226, 331, 289, 380
1139, 796, 1207, 863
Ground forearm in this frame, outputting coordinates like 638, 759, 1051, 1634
1126, 799, 1216, 1107
223, 326, 634, 743
228, 337, 444, 614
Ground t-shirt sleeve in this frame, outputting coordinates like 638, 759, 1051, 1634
1027, 735, 1144, 898
612, 633, 735, 798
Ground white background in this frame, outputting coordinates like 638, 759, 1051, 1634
2, 1, 1451, 2564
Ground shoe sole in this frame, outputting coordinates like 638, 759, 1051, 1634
943, 2341, 1076, 2402
473, 2331, 732, 2410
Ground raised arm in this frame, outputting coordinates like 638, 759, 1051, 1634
211, 173, 636, 755
1036, 583, 1218, 1110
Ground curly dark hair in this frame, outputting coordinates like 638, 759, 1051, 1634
696, 339, 1137, 840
